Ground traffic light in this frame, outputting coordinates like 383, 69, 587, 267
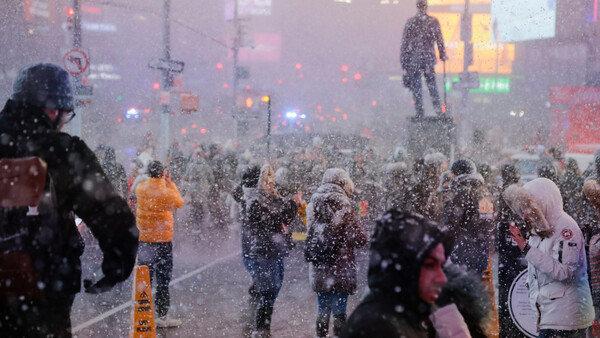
153, 82, 160, 90
341, 65, 348, 72
246, 97, 254, 108
66, 8, 74, 30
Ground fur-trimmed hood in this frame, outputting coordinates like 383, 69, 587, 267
321, 168, 354, 197
502, 178, 561, 236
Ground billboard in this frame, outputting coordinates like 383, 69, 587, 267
491, 0, 556, 42
550, 86, 600, 153
432, 13, 515, 74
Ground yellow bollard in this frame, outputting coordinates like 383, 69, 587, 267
482, 252, 500, 338
130, 265, 156, 338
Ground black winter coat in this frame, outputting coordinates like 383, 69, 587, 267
0, 100, 139, 298
243, 187, 296, 260
343, 210, 449, 338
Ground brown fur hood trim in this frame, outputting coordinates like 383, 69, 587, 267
503, 184, 553, 236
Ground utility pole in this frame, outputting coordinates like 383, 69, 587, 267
266, 96, 271, 153
232, 0, 240, 142
71, 0, 83, 137
459, 0, 473, 147
160, 0, 171, 161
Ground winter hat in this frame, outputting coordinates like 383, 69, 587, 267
451, 158, 476, 176
11, 63, 74, 111
501, 163, 520, 187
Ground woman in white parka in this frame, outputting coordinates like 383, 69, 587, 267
504, 178, 594, 337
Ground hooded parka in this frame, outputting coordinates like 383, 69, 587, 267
307, 168, 368, 294
342, 210, 450, 338
504, 178, 594, 331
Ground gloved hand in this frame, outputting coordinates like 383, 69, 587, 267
435, 287, 455, 308
84, 276, 117, 294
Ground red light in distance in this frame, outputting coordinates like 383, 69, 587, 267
200, 128, 207, 134
216, 62, 223, 70
341, 65, 348, 72
296, 63, 302, 69
354, 73, 362, 80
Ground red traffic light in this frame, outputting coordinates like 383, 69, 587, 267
341, 65, 348, 72
354, 73, 362, 80
216, 62, 223, 70
67, 8, 75, 16
295, 63, 302, 69
153, 82, 160, 90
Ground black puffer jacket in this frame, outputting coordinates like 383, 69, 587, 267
243, 165, 296, 260
342, 210, 450, 338
0, 100, 139, 297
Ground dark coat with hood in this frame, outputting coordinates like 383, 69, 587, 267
0, 99, 139, 299
307, 168, 368, 294
442, 172, 492, 272
342, 210, 450, 338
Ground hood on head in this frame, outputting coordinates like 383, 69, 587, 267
321, 168, 354, 197
367, 209, 450, 305
502, 179, 554, 235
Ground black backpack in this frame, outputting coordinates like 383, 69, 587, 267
304, 222, 340, 266
0, 157, 59, 300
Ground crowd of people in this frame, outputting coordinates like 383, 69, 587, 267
4, 62, 600, 338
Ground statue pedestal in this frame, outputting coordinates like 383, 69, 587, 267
405, 115, 457, 160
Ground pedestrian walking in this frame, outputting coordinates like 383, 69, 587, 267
241, 164, 297, 338
0, 62, 139, 337
305, 168, 368, 337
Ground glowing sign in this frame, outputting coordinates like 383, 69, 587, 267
432, 13, 514, 74
427, 0, 490, 5
445, 77, 510, 93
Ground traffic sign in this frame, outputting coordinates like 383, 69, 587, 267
62, 49, 89, 76
452, 71, 480, 90
148, 58, 185, 73
74, 85, 93, 97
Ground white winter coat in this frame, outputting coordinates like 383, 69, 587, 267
504, 178, 594, 331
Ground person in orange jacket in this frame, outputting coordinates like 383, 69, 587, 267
135, 160, 184, 327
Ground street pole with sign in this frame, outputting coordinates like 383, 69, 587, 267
71, 0, 82, 137
160, 0, 171, 162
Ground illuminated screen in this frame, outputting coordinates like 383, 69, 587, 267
432, 13, 515, 74
428, 0, 490, 4
491, 0, 556, 42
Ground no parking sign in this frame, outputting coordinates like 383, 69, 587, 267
62, 49, 89, 76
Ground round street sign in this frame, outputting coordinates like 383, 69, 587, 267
62, 49, 89, 76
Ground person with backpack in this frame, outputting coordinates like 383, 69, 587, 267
0, 63, 139, 337
441, 158, 492, 275
305, 168, 368, 337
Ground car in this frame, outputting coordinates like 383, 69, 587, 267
509, 152, 541, 182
